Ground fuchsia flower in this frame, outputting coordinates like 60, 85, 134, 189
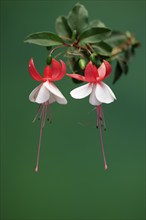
29, 58, 67, 104
67, 60, 116, 170
28, 58, 67, 172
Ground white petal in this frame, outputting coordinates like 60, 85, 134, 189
44, 81, 67, 105
44, 81, 63, 98
95, 82, 116, 104
53, 94, 67, 104
70, 83, 93, 99
49, 93, 56, 104
89, 85, 101, 106
29, 84, 50, 104
29, 84, 41, 103
104, 82, 116, 100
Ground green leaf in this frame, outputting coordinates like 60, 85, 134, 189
24, 32, 64, 46
55, 16, 72, 38
105, 31, 128, 48
92, 41, 112, 56
78, 27, 111, 44
118, 58, 128, 75
68, 3, 89, 34
89, 19, 106, 28
130, 41, 140, 56
113, 61, 123, 84
131, 45, 135, 56
125, 46, 132, 62
113, 58, 128, 84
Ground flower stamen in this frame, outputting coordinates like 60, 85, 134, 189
35, 102, 49, 172
100, 107, 106, 131
47, 102, 52, 123
96, 105, 108, 170
32, 104, 42, 123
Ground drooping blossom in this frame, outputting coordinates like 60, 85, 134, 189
28, 58, 67, 172
67, 60, 116, 170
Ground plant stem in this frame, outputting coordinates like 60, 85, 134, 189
50, 43, 70, 56
111, 36, 140, 58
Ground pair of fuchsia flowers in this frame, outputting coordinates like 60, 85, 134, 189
28, 58, 116, 172
29, 58, 116, 106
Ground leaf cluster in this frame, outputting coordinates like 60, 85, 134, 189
24, 3, 139, 84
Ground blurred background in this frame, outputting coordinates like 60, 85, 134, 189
0, 0, 145, 219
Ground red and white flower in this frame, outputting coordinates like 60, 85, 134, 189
29, 58, 67, 105
67, 60, 116, 105
28, 58, 67, 172
67, 60, 116, 170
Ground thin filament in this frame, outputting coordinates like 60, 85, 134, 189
35, 104, 46, 172
100, 107, 106, 130
42, 104, 48, 128
32, 105, 42, 123
47, 103, 52, 123
96, 105, 108, 170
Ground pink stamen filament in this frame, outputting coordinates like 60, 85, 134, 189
100, 107, 106, 131
96, 105, 108, 170
32, 105, 42, 123
42, 104, 48, 128
47, 102, 52, 123
35, 102, 50, 172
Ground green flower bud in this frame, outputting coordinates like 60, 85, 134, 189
46, 55, 52, 65
90, 53, 97, 63
78, 58, 87, 70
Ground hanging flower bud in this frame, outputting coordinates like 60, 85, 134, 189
78, 58, 87, 70
46, 55, 52, 65
90, 53, 97, 64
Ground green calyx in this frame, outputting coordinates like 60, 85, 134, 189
89, 53, 97, 63
46, 55, 52, 65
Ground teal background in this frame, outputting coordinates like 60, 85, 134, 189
0, 0, 145, 220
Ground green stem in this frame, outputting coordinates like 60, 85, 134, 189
50, 43, 70, 56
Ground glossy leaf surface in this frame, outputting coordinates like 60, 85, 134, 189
24, 32, 64, 46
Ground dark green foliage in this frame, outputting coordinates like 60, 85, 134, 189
92, 41, 112, 57
24, 32, 64, 46
78, 27, 112, 45
24, 3, 139, 84
67, 3, 89, 34
55, 16, 72, 39
113, 59, 128, 84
